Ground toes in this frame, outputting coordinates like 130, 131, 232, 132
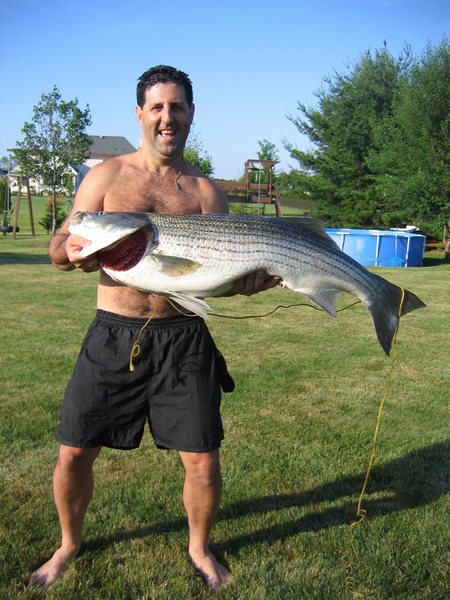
30, 571, 49, 588
189, 554, 232, 590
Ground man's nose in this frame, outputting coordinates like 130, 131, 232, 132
161, 105, 174, 124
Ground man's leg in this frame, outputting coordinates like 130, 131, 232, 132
31, 444, 101, 588
179, 449, 232, 590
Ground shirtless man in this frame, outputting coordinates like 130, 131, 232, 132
31, 65, 278, 591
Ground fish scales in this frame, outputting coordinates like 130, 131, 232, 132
68, 211, 426, 354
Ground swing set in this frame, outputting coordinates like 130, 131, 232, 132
215, 159, 282, 217
2, 154, 35, 238
2, 175, 36, 238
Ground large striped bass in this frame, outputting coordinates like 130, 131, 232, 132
68, 211, 426, 355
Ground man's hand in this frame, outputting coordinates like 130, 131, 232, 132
49, 232, 96, 272
228, 271, 281, 296
64, 234, 99, 272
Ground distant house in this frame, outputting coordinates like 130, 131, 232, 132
84, 135, 136, 168
75, 135, 136, 189
8, 136, 136, 194
8, 166, 50, 195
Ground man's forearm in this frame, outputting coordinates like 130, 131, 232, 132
48, 233, 76, 271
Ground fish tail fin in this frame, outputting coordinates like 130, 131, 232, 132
368, 279, 426, 355
399, 288, 427, 317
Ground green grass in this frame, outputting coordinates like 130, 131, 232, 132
0, 211, 449, 599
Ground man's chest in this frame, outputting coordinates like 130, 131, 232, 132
102, 176, 202, 215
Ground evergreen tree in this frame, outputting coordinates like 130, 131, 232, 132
368, 37, 450, 237
286, 45, 410, 226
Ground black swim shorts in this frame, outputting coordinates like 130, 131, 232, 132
58, 310, 234, 452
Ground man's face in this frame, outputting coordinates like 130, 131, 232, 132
136, 82, 195, 160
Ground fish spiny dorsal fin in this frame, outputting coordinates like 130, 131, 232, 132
287, 217, 340, 248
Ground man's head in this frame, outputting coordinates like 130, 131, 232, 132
136, 65, 193, 109
136, 65, 195, 161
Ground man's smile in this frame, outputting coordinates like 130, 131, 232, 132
159, 129, 176, 137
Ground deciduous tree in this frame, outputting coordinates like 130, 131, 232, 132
14, 86, 91, 234
184, 127, 214, 176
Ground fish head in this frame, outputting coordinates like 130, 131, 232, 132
68, 211, 151, 257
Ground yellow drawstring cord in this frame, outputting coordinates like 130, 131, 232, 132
129, 296, 157, 372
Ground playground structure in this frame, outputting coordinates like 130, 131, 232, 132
1, 174, 34, 237
215, 159, 282, 217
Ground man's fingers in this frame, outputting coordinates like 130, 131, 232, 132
238, 271, 281, 296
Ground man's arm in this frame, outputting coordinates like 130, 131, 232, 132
199, 177, 281, 295
48, 233, 88, 271
48, 162, 114, 271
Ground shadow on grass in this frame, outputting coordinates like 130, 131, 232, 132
422, 256, 449, 267
83, 439, 449, 555
0, 253, 50, 265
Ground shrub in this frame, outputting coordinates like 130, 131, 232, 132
39, 199, 65, 234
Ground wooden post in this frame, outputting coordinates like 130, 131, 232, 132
26, 177, 35, 236
12, 177, 21, 239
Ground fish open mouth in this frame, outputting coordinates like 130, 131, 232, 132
99, 229, 148, 271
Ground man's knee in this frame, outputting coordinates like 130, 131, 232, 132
180, 450, 221, 484
56, 445, 101, 474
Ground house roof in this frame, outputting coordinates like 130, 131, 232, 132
87, 135, 136, 158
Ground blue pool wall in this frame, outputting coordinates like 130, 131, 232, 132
325, 228, 426, 267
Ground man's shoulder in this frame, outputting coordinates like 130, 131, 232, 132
190, 173, 228, 213
82, 152, 139, 190
185, 162, 225, 193
91, 152, 138, 175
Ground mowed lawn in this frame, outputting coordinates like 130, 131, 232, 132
0, 201, 448, 599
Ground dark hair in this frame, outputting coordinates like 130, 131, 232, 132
136, 65, 193, 108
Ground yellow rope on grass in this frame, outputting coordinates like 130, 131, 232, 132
346, 287, 406, 598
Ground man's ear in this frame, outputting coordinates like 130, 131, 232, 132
135, 105, 143, 127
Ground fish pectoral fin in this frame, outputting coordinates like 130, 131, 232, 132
302, 290, 341, 317
167, 292, 211, 319
149, 254, 201, 276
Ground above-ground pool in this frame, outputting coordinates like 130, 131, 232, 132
325, 228, 426, 267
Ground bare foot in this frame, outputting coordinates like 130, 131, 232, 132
30, 547, 79, 588
189, 550, 233, 590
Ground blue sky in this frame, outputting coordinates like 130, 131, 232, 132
1, 0, 448, 179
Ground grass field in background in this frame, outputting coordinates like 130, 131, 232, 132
0, 198, 448, 599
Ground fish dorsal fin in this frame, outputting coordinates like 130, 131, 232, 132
149, 254, 201, 276
287, 217, 339, 247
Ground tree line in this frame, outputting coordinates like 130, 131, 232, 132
276, 36, 449, 239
